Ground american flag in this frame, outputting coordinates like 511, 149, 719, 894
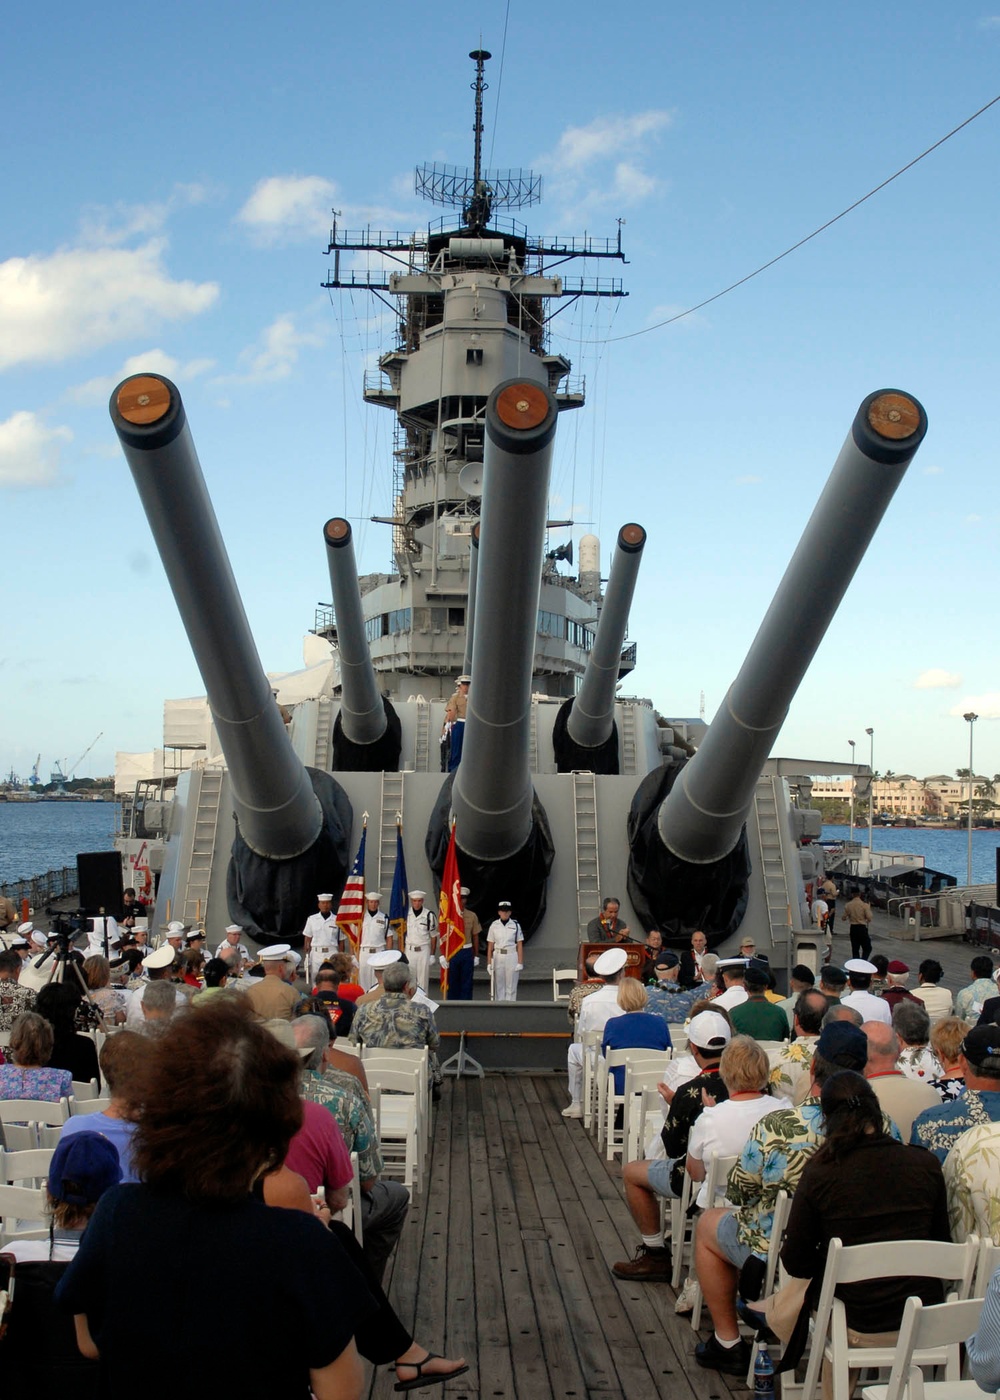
336, 822, 367, 957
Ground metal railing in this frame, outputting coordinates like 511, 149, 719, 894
1, 866, 79, 909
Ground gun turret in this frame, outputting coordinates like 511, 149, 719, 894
427, 380, 557, 932
324, 518, 401, 771
110, 375, 352, 941
554, 522, 646, 773
628, 389, 928, 941
462, 522, 480, 677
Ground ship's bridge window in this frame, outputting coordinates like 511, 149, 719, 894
389, 608, 411, 635
365, 615, 390, 642
537, 610, 566, 639
567, 620, 595, 652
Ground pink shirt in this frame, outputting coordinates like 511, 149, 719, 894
284, 1099, 352, 1192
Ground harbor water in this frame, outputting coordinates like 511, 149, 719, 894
0, 800, 115, 885
823, 823, 1000, 887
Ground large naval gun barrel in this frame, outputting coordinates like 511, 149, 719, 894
462, 523, 480, 677
110, 375, 352, 940
629, 389, 928, 941
324, 518, 401, 771
554, 522, 646, 773
427, 380, 557, 933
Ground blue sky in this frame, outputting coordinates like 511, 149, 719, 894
1, 1, 998, 785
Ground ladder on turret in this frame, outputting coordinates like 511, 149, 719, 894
619, 704, 638, 775
754, 775, 793, 944
313, 696, 333, 770
529, 700, 539, 773
180, 767, 224, 928
377, 772, 404, 891
573, 771, 601, 937
414, 700, 432, 772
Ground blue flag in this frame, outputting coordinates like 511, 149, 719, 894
389, 822, 408, 942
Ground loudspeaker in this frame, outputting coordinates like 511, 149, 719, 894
76, 851, 123, 918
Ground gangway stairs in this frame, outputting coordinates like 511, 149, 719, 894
377, 772, 404, 892
754, 774, 793, 947
414, 700, 431, 772
313, 696, 333, 771
572, 770, 601, 937
180, 767, 224, 929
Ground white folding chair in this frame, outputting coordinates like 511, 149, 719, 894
623, 1063, 670, 1163
636, 1086, 666, 1163
0, 1147, 53, 1188
70, 1097, 112, 1117
0, 1182, 49, 1245
552, 968, 577, 1002
71, 1078, 99, 1101
579, 1028, 603, 1132
331, 1151, 364, 1246
669, 1163, 698, 1289
743, 1189, 792, 1388
365, 1066, 422, 1192
859, 1294, 985, 1400
361, 1049, 430, 1163
689, 1151, 740, 1331
0, 1098, 71, 1151
669, 1028, 689, 1056
800, 1236, 979, 1400
974, 1236, 1000, 1298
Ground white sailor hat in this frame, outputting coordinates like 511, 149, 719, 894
409, 890, 426, 900
166, 921, 186, 935
17, 921, 33, 936
143, 945, 176, 970
844, 958, 878, 975
32, 930, 48, 948
258, 943, 292, 960
368, 949, 402, 970
224, 924, 243, 935
317, 893, 334, 902
365, 891, 382, 902
460, 886, 470, 897
10, 935, 28, 949
593, 947, 628, 976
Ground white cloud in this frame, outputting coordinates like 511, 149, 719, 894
217, 313, 325, 385
68, 350, 217, 406
922, 464, 943, 476
0, 241, 218, 371
77, 184, 214, 247
237, 175, 338, 244
950, 695, 1000, 720
0, 411, 72, 488
914, 668, 962, 690
551, 111, 672, 169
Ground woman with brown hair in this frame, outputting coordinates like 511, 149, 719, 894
82, 955, 127, 1025
56, 999, 376, 1399
0, 1011, 73, 1101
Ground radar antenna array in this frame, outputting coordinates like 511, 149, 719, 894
414, 49, 541, 230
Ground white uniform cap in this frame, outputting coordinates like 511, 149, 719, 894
368, 949, 402, 969
224, 924, 243, 935
593, 947, 628, 976
317, 893, 334, 902
143, 945, 176, 970
365, 892, 382, 902
457, 674, 472, 684
17, 921, 33, 935
409, 890, 426, 900
716, 957, 749, 970
687, 1010, 733, 1051
10, 935, 28, 948
285, 950, 302, 966
460, 886, 470, 897
845, 958, 878, 975
259, 943, 292, 960
31, 930, 47, 948
166, 921, 186, 934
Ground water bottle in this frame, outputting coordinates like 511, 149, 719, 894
753, 1340, 775, 1398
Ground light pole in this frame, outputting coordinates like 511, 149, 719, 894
866, 727, 874, 862
964, 711, 978, 886
848, 739, 856, 833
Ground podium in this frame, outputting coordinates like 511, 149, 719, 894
577, 941, 646, 983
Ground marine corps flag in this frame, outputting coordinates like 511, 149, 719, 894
438, 820, 465, 995
388, 818, 408, 946
336, 818, 367, 958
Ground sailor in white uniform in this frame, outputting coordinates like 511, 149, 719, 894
404, 891, 437, 993
359, 891, 391, 991
486, 901, 523, 1002
302, 893, 340, 985
214, 924, 252, 974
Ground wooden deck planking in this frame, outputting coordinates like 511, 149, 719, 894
367, 1074, 748, 1400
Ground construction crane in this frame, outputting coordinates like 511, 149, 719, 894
28, 755, 41, 786
69, 732, 103, 780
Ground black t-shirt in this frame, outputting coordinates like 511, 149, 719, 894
56, 1184, 376, 1398
48, 1032, 100, 1088
661, 1062, 729, 1160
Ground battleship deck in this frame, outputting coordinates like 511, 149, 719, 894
372, 1072, 748, 1400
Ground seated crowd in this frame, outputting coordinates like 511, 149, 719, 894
562, 923, 1000, 1383
0, 918, 464, 1398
